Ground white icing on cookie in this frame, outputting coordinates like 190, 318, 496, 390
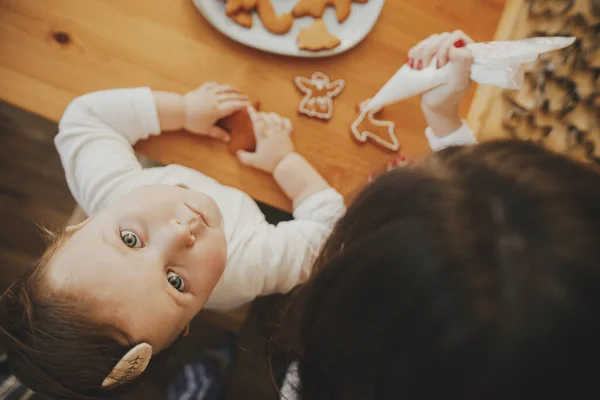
351, 99, 400, 152
295, 72, 345, 120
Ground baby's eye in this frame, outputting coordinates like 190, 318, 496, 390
120, 230, 143, 248
167, 271, 186, 293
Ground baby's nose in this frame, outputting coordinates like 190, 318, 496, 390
171, 219, 196, 248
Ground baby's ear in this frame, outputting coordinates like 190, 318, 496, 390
65, 218, 90, 233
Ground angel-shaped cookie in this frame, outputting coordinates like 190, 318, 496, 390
295, 72, 345, 120
351, 100, 399, 152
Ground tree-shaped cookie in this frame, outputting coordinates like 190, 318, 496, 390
295, 72, 345, 120
297, 19, 341, 51
293, 0, 369, 23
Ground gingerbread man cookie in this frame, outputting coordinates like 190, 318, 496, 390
295, 72, 345, 120
225, 0, 293, 34
293, 0, 368, 23
351, 100, 399, 152
297, 19, 341, 51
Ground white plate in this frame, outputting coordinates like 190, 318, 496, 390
192, 0, 385, 58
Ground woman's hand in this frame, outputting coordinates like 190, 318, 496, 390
183, 83, 251, 141
236, 108, 294, 173
408, 31, 474, 136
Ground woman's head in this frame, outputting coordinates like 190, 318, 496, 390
1, 184, 228, 398
282, 141, 600, 399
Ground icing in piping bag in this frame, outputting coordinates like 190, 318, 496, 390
367, 37, 576, 111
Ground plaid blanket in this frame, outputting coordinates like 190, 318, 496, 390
0, 354, 45, 400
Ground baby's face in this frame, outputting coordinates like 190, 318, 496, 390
47, 184, 228, 352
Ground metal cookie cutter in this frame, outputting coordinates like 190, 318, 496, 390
592, 0, 600, 17
565, 123, 599, 165
504, 69, 580, 117
562, 14, 600, 57
503, 71, 545, 111
538, 71, 580, 117
528, 0, 575, 17
502, 107, 553, 143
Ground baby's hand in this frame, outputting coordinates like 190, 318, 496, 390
236, 108, 294, 173
183, 83, 251, 141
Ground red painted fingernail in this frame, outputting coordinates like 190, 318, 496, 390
417, 60, 423, 70
408, 58, 414, 68
453, 39, 466, 48
404, 57, 409, 64
436, 59, 440, 69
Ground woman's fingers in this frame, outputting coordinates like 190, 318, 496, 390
436, 30, 474, 68
448, 47, 474, 90
435, 34, 459, 69
422, 33, 450, 69
408, 31, 474, 70
408, 33, 446, 70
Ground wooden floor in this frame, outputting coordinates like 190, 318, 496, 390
0, 101, 75, 290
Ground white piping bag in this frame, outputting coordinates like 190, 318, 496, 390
366, 37, 576, 111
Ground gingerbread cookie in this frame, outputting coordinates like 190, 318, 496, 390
293, 0, 368, 23
230, 11, 253, 28
225, 0, 257, 16
295, 72, 345, 120
217, 102, 260, 154
225, 0, 293, 34
297, 19, 341, 51
351, 100, 399, 152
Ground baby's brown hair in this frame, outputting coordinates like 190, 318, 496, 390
0, 229, 139, 399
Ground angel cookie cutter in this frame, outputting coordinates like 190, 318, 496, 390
351, 100, 399, 152
295, 72, 345, 120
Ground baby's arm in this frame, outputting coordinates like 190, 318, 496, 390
236, 109, 331, 208
219, 110, 344, 298
56, 85, 249, 214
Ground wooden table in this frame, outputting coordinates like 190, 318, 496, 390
0, 0, 506, 211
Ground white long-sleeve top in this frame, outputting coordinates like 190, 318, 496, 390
55, 87, 346, 310
279, 121, 477, 400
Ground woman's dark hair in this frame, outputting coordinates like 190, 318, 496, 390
0, 229, 142, 400
281, 140, 600, 399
